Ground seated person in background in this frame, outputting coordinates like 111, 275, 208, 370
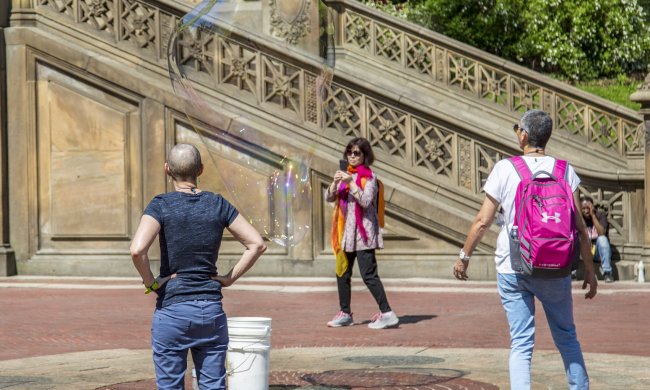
581, 196, 614, 283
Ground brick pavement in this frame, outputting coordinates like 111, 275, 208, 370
1, 277, 649, 389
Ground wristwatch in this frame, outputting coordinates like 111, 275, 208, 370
459, 248, 471, 261
144, 280, 159, 294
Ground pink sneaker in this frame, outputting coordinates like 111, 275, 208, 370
327, 311, 354, 327
368, 311, 399, 329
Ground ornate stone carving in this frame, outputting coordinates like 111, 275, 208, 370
305, 73, 318, 124
589, 109, 618, 150
344, 12, 371, 50
424, 141, 444, 159
159, 12, 177, 59
220, 38, 258, 97
413, 119, 453, 177
629, 122, 645, 152
38, 0, 74, 18
273, 76, 293, 98
375, 23, 401, 63
479, 66, 507, 104
556, 96, 586, 136
448, 55, 476, 93
512, 81, 540, 112
79, 0, 114, 34
378, 118, 398, 142
323, 87, 362, 138
120, 0, 156, 49
269, 0, 311, 45
476, 144, 507, 192
230, 57, 246, 78
367, 100, 407, 159
177, 29, 215, 73
332, 101, 353, 123
262, 57, 301, 116
18, 0, 639, 274
87, 0, 107, 17
340, 7, 643, 157
458, 137, 473, 190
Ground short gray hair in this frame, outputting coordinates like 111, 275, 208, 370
520, 109, 553, 148
167, 143, 202, 180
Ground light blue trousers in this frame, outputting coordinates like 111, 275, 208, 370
497, 273, 589, 390
152, 300, 228, 390
594, 236, 612, 274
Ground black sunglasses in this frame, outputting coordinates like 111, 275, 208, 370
347, 150, 362, 157
513, 124, 527, 133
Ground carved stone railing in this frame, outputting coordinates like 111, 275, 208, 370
35, 0, 177, 60
325, 0, 644, 158
30, 0, 633, 243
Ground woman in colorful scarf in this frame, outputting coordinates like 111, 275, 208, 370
326, 137, 399, 329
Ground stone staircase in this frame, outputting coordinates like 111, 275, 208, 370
4, 0, 644, 279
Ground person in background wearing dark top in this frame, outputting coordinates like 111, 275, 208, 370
130, 143, 266, 390
581, 196, 614, 283
326, 137, 398, 329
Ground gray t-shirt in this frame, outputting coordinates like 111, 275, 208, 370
144, 191, 239, 308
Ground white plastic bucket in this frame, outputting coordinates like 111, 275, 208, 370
226, 317, 272, 389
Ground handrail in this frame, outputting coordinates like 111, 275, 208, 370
23, 0, 637, 242
325, 0, 644, 158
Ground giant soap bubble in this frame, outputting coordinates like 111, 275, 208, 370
168, 0, 335, 247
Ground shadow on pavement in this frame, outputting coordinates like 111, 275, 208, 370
398, 314, 437, 324
357, 314, 436, 326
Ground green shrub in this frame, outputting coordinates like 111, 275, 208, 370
517, 0, 650, 81
409, 0, 526, 59
362, 0, 422, 20
361, 0, 650, 82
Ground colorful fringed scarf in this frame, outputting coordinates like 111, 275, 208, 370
331, 165, 384, 277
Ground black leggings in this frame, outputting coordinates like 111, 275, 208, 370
337, 249, 391, 314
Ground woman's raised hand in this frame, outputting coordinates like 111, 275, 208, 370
339, 171, 353, 184
333, 170, 345, 183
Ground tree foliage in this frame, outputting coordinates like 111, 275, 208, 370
518, 0, 650, 80
362, 0, 650, 81
410, 0, 526, 59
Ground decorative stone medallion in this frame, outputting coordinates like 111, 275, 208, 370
269, 0, 311, 45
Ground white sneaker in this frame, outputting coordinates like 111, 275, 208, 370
327, 311, 354, 327
368, 311, 399, 329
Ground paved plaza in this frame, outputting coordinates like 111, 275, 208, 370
0, 276, 649, 389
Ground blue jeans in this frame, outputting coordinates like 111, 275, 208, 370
594, 236, 612, 274
152, 300, 228, 390
497, 273, 589, 390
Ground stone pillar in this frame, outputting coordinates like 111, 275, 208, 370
10, 0, 33, 9
631, 74, 650, 265
9, 0, 34, 26
0, 1, 16, 275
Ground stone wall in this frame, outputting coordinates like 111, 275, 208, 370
2, 0, 645, 279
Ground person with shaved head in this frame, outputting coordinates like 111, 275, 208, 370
130, 143, 266, 389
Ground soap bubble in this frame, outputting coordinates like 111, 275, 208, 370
168, 0, 335, 247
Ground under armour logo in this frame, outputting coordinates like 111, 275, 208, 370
541, 212, 561, 223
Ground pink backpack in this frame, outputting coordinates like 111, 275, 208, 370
508, 156, 576, 276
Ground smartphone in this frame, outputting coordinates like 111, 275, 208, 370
339, 159, 348, 171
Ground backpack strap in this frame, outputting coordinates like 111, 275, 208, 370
508, 156, 532, 181
552, 159, 568, 182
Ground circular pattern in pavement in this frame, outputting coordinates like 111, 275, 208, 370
270, 369, 499, 389
342, 355, 445, 366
